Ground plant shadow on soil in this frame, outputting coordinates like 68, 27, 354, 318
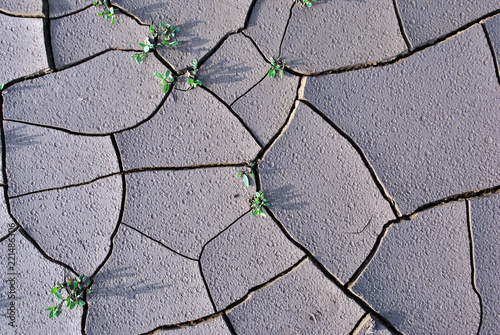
4, 126, 43, 153
90, 266, 170, 299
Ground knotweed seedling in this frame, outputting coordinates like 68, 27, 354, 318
268, 57, 284, 79
132, 37, 155, 64
155, 23, 180, 47
93, 1, 118, 25
251, 191, 269, 217
237, 161, 255, 187
296, 0, 317, 7
155, 69, 175, 93
187, 59, 203, 90
47, 275, 91, 318
132, 23, 180, 64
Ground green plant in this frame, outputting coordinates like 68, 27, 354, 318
93, 1, 118, 25
296, 0, 317, 7
132, 37, 155, 64
47, 274, 91, 318
251, 191, 269, 217
0, 84, 4, 90
268, 57, 284, 79
187, 59, 203, 90
132, 23, 180, 64
155, 69, 175, 93
237, 162, 255, 187
154, 23, 180, 47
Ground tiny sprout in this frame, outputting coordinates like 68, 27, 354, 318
93, 1, 118, 25
132, 37, 155, 64
47, 275, 91, 319
268, 57, 284, 79
133, 23, 180, 64
155, 23, 180, 47
154, 69, 175, 93
187, 59, 203, 90
296, 0, 317, 7
0, 84, 4, 90
237, 162, 255, 187
251, 190, 269, 217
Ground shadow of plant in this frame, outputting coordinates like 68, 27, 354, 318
203, 59, 257, 85
265, 184, 310, 211
4, 125, 43, 153
90, 266, 170, 299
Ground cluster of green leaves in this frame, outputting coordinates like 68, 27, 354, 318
268, 57, 284, 79
237, 162, 255, 187
155, 22, 180, 47
47, 275, 91, 318
187, 59, 203, 90
154, 69, 175, 93
251, 191, 269, 217
93, 1, 118, 25
296, 0, 317, 7
132, 37, 155, 64
132, 23, 180, 64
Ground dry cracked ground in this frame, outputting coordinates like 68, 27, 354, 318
0, 0, 499, 334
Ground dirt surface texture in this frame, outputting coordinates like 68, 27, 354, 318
0, 0, 499, 334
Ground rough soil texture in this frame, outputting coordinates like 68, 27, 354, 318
0, 1, 499, 334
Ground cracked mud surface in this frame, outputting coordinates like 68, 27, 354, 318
0, 1, 499, 334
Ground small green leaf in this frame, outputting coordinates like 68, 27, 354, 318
51, 287, 58, 294
163, 85, 168, 93
54, 291, 62, 299
243, 174, 249, 187
69, 301, 77, 310
49, 309, 55, 318
77, 300, 86, 306
155, 72, 163, 79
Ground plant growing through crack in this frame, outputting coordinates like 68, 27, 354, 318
295, 0, 317, 7
132, 37, 155, 64
251, 191, 269, 217
187, 59, 203, 90
155, 22, 180, 47
132, 23, 180, 64
237, 161, 255, 187
268, 57, 285, 79
0, 84, 4, 91
47, 274, 91, 318
93, 1, 118, 25
154, 69, 175, 93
